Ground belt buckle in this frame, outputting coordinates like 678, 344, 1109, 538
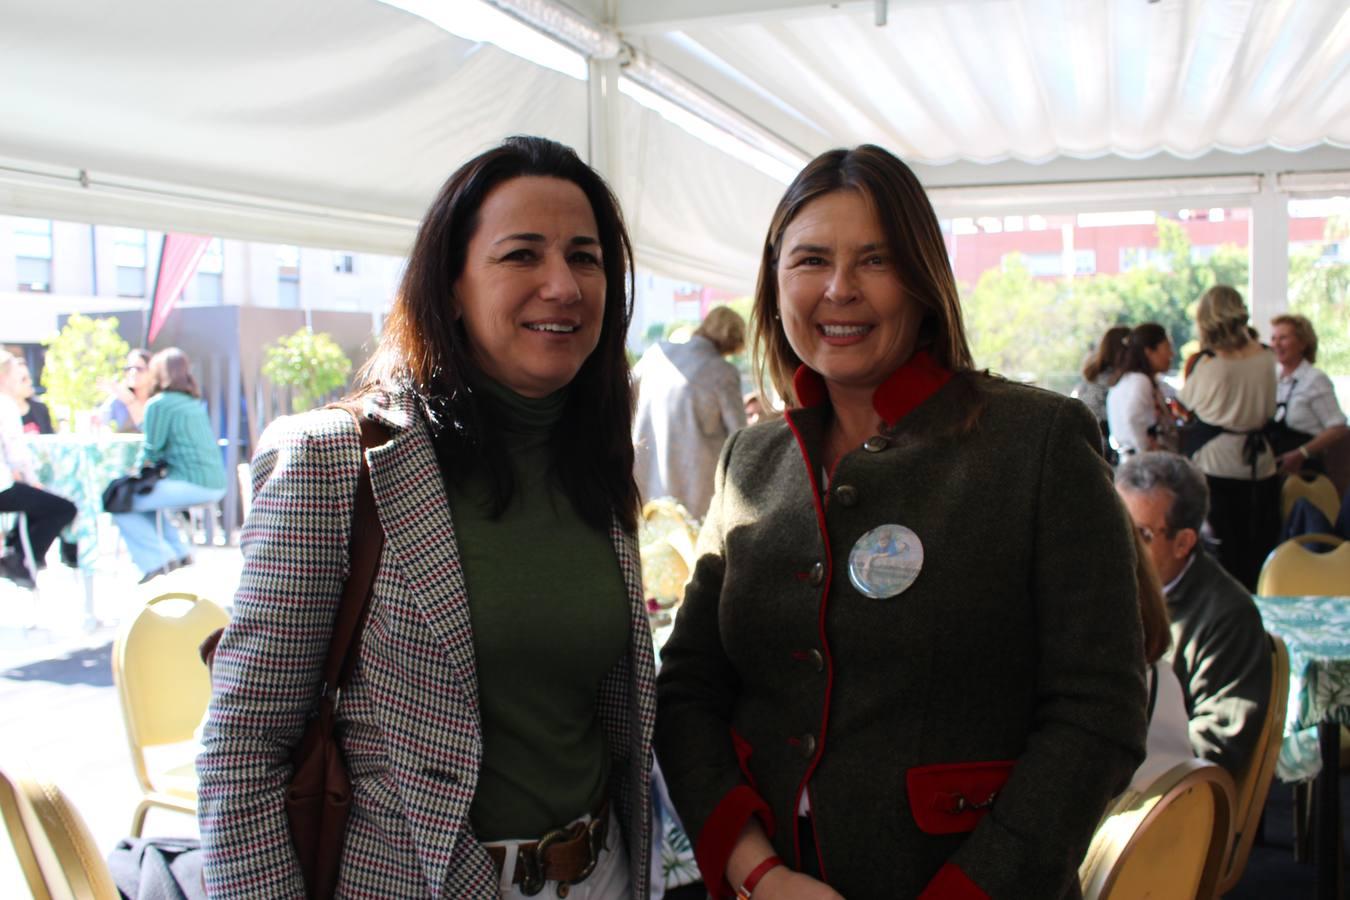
519, 826, 567, 897
570, 815, 606, 885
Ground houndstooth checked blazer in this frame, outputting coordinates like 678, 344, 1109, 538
198, 389, 656, 898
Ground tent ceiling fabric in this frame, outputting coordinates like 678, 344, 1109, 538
0, 0, 1347, 294
0, 0, 588, 254
595, 0, 1350, 163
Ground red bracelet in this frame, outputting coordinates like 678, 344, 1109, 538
736, 855, 784, 899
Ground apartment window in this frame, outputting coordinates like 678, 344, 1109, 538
277, 245, 300, 308
197, 238, 224, 304
14, 218, 52, 293
334, 252, 355, 274
114, 227, 148, 297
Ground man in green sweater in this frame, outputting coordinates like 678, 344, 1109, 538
1116, 451, 1273, 780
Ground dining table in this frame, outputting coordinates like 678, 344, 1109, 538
1253, 594, 1350, 900
25, 432, 142, 627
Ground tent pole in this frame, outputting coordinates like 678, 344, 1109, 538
1248, 173, 1290, 326
587, 56, 621, 184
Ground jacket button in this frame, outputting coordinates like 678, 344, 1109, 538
809, 561, 825, 586
807, 648, 824, 672
834, 484, 858, 507
799, 733, 817, 758
863, 435, 889, 452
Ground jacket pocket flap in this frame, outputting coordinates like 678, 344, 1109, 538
906, 760, 1014, 835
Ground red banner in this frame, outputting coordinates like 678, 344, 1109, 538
146, 233, 212, 345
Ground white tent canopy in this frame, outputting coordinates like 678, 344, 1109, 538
1, 0, 1347, 294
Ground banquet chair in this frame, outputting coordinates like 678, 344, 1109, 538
111, 591, 229, 835
0, 765, 119, 900
1280, 472, 1341, 525
1216, 632, 1290, 894
1256, 533, 1350, 596
1079, 758, 1234, 900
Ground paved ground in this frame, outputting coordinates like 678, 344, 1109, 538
0, 543, 242, 895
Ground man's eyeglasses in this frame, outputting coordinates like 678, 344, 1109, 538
1136, 524, 1172, 545
124, 365, 147, 373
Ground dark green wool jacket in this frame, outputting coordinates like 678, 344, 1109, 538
1164, 548, 1272, 780
656, 356, 1147, 900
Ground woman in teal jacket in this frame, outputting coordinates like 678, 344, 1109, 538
113, 347, 225, 582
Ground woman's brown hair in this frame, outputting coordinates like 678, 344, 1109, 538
1083, 325, 1131, 383
149, 348, 201, 399
751, 145, 978, 415
358, 136, 638, 532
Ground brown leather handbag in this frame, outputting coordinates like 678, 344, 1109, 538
201, 407, 388, 899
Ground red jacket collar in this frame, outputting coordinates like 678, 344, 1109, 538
791, 350, 953, 427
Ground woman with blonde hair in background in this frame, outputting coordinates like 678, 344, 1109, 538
633, 305, 747, 519
1180, 285, 1278, 591
1268, 313, 1349, 475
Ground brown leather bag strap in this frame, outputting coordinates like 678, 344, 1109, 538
320, 404, 390, 696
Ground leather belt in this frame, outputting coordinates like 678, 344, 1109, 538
486, 801, 609, 896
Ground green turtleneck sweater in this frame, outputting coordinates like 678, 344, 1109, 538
448, 377, 630, 841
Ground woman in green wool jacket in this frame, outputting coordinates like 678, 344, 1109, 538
655, 145, 1147, 900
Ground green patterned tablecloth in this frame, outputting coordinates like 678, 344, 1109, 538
26, 433, 142, 569
1253, 595, 1350, 782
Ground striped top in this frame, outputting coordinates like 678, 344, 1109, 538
138, 390, 226, 489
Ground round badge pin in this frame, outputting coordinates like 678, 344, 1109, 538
847, 524, 923, 599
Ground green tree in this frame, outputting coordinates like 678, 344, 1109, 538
1288, 247, 1350, 374
261, 327, 353, 412
963, 254, 1100, 385
40, 314, 130, 427
963, 221, 1252, 389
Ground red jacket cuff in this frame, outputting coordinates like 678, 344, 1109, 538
694, 785, 775, 899
919, 863, 988, 900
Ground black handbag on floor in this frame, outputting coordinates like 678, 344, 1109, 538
102, 465, 167, 513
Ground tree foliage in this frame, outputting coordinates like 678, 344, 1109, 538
962, 218, 1255, 387
261, 327, 353, 412
40, 314, 131, 425
1288, 216, 1350, 373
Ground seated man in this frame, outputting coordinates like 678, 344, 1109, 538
1115, 451, 1273, 781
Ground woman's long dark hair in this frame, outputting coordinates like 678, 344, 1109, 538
1121, 323, 1169, 377
359, 136, 638, 533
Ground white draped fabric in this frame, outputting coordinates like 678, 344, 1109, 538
0, 0, 1346, 291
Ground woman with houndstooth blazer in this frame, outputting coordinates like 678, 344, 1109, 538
198, 137, 656, 899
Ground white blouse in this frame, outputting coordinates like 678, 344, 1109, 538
1106, 372, 1158, 456
1277, 359, 1348, 437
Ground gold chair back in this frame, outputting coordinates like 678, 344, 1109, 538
1217, 632, 1290, 894
111, 590, 229, 835
1280, 472, 1341, 524
0, 766, 119, 900
1079, 758, 1234, 900
1256, 533, 1350, 596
